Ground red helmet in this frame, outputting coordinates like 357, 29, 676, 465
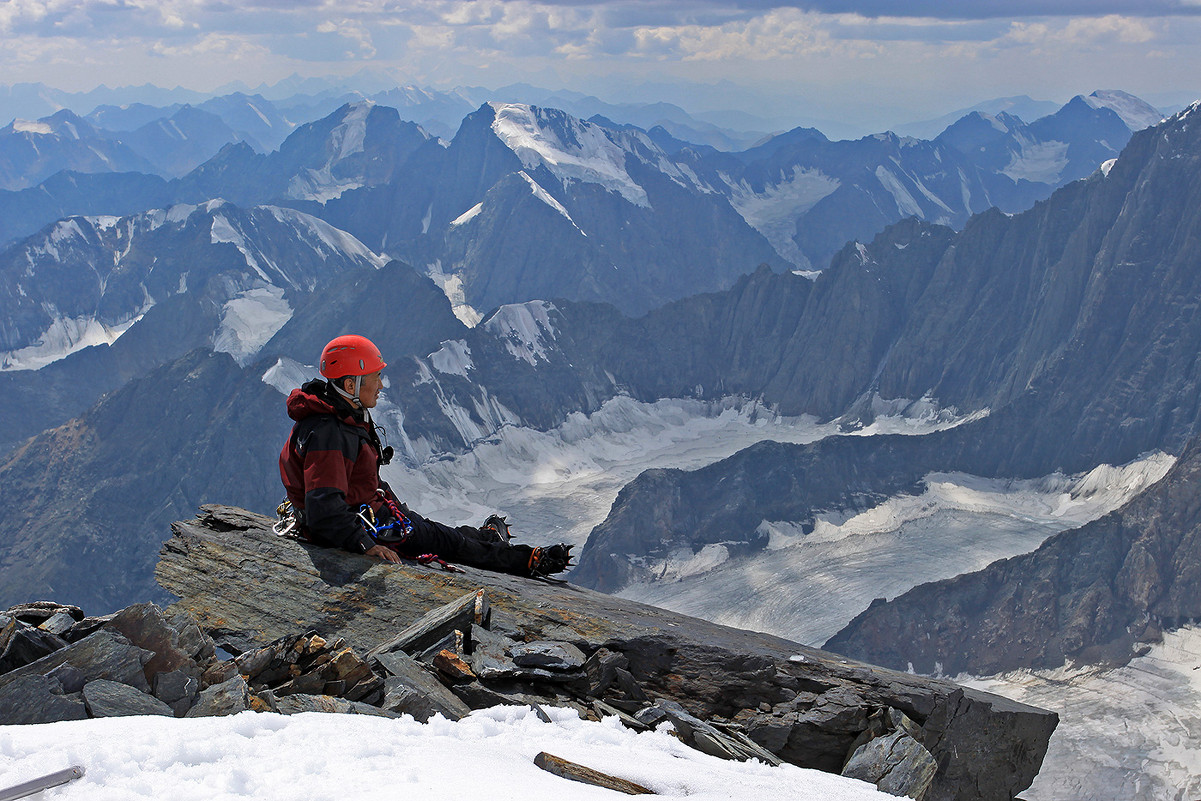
319, 335, 387, 379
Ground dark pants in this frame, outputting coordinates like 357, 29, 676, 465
393, 506, 534, 576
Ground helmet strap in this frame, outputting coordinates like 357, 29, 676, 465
331, 375, 364, 409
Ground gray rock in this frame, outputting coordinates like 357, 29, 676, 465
274, 693, 399, 717
0, 674, 87, 724
0, 622, 68, 673
46, 663, 86, 694
511, 641, 587, 672
469, 625, 519, 679
166, 610, 215, 663
843, 728, 938, 800
5, 602, 84, 626
583, 647, 628, 696
153, 668, 199, 714
104, 603, 201, 686
0, 629, 154, 693
185, 675, 250, 717
38, 611, 78, 636
374, 651, 471, 721
449, 680, 524, 710
234, 644, 279, 680
83, 679, 175, 718
366, 590, 489, 661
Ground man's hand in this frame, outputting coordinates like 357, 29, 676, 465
365, 544, 401, 563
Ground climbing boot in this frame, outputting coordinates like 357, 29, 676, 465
528, 544, 573, 577
481, 514, 512, 544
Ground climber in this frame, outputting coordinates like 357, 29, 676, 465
278, 334, 572, 577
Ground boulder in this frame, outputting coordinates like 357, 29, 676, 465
274, 694, 398, 717
185, 674, 250, 717
0, 629, 154, 694
83, 678, 175, 718
0, 619, 68, 673
843, 728, 938, 800
0, 673, 88, 724
374, 651, 471, 721
511, 641, 587, 672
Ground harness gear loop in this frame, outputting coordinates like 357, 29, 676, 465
273, 500, 300, 538
356, 490, 415, 544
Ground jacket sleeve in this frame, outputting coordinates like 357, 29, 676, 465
297, 421, 377, 554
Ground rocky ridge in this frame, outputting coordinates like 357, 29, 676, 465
136, 505, 1057, 801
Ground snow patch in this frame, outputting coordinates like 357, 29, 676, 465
1084, 90, 1165, 132
483, 301, 558, 365
874, 165, 923, 217
0, 314, 143, 371
212, 285, 293, 365
0, 705, 890, 801
450, 203, 483, 227
425, 261, 482, 327
518, 171, 584, 234
262, 357, 319, 396
11, 119, 53, 135
210, 213, 273, 282
429, 339, 473, 377
266, 206, 386, 271
1099, 158, 1117, 177
722, 166, 839, 267
1002, 140, 1069, 183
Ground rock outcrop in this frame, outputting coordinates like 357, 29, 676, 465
146, 505, 1057, 801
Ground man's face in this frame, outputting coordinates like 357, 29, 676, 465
345, 370, 384, 408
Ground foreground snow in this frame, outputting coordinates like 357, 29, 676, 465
961, 625, 1201, 801
0, 705, 888, 801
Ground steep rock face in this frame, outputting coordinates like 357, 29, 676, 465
155, 505, 1058, 801
824, 434, 1201, 675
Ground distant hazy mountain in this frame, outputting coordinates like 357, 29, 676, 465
684, 90, 1160, 270
0, 109, 154, 190
892, 95, 1062, 139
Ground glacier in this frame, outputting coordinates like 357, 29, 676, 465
617, 453, 1174, 647
961, 625, 1201, 801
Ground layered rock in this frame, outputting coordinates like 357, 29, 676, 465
154, 505, 1057, 801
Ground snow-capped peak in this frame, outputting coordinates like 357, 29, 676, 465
1083, 90, 1164, 132
483, 300, 559, 365
488, 102, 652, 208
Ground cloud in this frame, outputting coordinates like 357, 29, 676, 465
487, 0, 1201, 19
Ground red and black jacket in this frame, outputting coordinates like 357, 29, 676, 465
278, 379, 384, 554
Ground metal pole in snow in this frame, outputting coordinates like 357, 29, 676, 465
0, 766, 85, 801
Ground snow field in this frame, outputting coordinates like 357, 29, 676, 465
0, 705, 889, 801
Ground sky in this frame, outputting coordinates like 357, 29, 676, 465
0, 0, 1199, 132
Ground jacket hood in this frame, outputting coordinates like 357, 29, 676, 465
286, 378, 362, 424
